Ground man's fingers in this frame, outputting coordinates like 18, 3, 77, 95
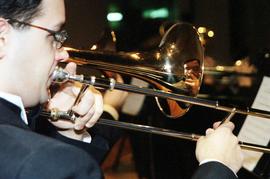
64, 62, 77, 75
71, 87, 103, 129
219, 121, 235, 131
72, 90, 95, 115
213, 121, 221, 129
205, 128, 214, 135
213, 121, 235, 131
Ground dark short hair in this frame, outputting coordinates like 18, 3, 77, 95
0, 0, 42, 27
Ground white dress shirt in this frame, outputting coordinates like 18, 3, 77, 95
0, 91, 28, 124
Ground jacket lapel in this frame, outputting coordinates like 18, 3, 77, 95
0, 98, 30, 130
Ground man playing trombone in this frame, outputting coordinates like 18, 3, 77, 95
0, 0, 242, 178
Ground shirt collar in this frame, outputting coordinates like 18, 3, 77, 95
0, 91, 28, 124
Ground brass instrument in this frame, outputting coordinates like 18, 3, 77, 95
57, 22, 270, 120
64, 22, 204, 118
42, 23, 270, 153
52, 66, 270, 120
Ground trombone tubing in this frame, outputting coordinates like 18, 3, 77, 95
66, 74, 270, 120
41, 111, 270, 154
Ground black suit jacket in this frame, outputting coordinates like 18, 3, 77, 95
0, 98, 102, 179
192, 162, 237, 179
31, 105, 121, 164
6, 97, 236, 179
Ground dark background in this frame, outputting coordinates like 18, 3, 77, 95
65, 0, 270, 65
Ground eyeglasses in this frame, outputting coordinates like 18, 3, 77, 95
7, 19, 68, 49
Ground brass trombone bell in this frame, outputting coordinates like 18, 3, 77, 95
64, 22, 204, 118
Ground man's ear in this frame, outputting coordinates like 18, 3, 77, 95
0, 18, 10, 59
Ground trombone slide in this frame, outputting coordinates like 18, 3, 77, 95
41, 110, 270, 154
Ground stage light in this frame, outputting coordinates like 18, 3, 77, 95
107, 12, 123, 22
143, 8, 169, 19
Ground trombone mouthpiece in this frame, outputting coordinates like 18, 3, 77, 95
52, 66, 69, 83
52, 66, 84, 83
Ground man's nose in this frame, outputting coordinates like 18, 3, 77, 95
55, 48, 69, 62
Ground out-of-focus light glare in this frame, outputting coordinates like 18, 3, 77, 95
198, 27, 206, 33
235, 60, 242, 66
90, 45, 97, 50
208, 30, 214, 37
216, 66, 225, 71
143, 8, 169, 19
129, 53, 140, 60
199, 36, 203, 42
164, 62, 172, 73
156, 52, 161, 60
107, 12, 123, 22
111, 31, 117, 42
63, 47, 73, 51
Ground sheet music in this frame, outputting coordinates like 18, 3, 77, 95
238, 76, 270, 171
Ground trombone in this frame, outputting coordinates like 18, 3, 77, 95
52, 66, 270, 120
43, 23, 270, 153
